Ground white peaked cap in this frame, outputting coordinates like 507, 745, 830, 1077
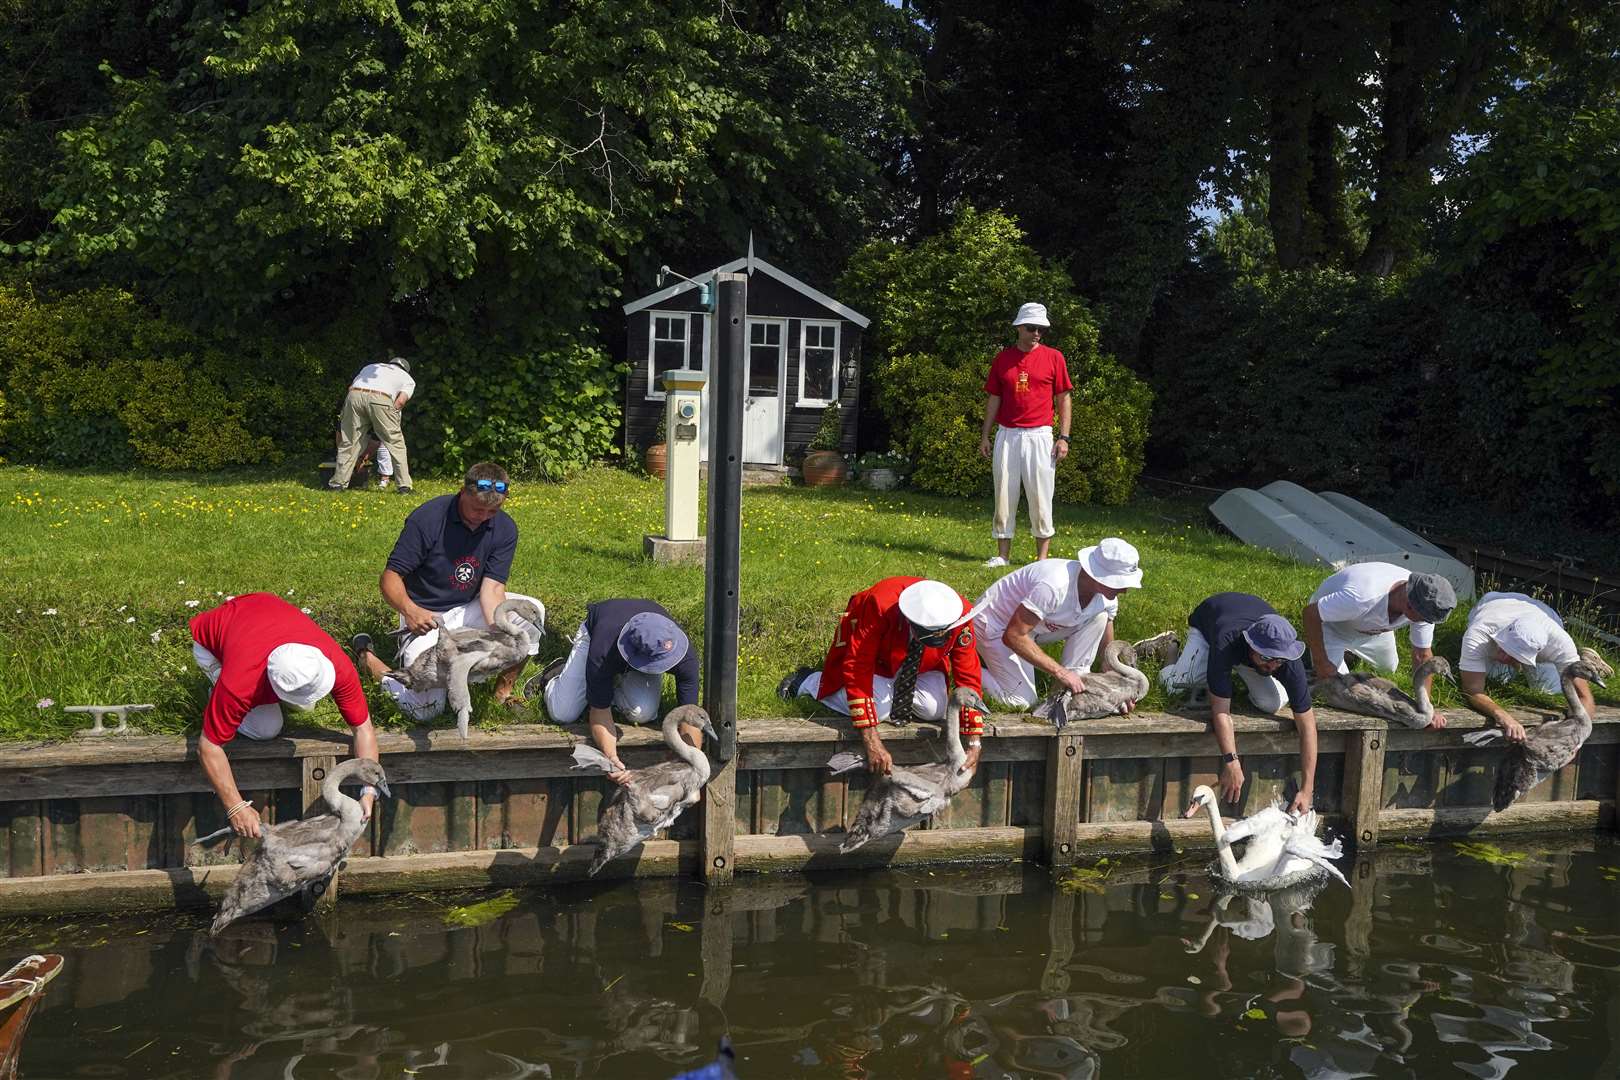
898, 579, 968, 633
1012, 302, 1051, 327
1079, 537, 1144, 589
266, 643, 336, 709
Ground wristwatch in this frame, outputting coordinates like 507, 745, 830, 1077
1055, 434, 1070, 442
1220, 752, 1239, 764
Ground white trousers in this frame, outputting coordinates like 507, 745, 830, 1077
543, 621, 665, 726
380, 593, 544, 722
977, 612, 1109, 709
1320, 623, 1400, 674
1157, 628, 1288, 714
992, 426, 1055, 540
1488, 659, 1561, 693
374, 443, 393, 477
192, 644, 285, 739
797, 669, 949, 723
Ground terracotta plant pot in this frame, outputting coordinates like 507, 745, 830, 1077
801, 450, 848, 487
643, 443, 668, 479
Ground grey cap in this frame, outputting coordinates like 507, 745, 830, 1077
387, 356, 411, 374
1242, 613, 1305, 662
617, 611, 689, 675
1406, 572, 1456, 624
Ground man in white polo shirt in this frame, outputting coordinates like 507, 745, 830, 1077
1457, 591, 1592, 743
330, 356, 417, 494
1303, 564, 1456, 717
972, 537, 1143, 709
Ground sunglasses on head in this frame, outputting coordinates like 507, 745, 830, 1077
470, 479, 509, 494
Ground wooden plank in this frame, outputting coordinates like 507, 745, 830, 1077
1009, 760, 1044, 827
703, 756, 737, 882
0, 759, 300, 801
739, 736, 1045, 771
0, 802, 43, 878
1378, 799, 1613, 839
1085, 757, 1162, 823
1382, 749, 1444, 809
1575, 742, 1618, 801
1043, 733, 1083, 866
731, 826, 1039, 873
1069, 815, 1344, 853
1343, 729, 1387, 849
1084, 731, 1348, 760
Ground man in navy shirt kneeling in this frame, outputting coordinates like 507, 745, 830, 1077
1157, 592, 1319, 814
529, 598, 703, 784
353, 461, 546, 724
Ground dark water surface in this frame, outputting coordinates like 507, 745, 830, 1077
5, 837, 1620, 1078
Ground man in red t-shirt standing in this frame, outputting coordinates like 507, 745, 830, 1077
190, 593, 378, 839
978, 302, 1074, 566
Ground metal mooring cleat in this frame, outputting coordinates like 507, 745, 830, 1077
63, 704, 154, 735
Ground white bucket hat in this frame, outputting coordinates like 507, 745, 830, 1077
1012, 302, 1050, 328
1495, 619, 1547, 667
266, 643, 336, 710
898, 579, 969, 633
1078, 537, 1144, 589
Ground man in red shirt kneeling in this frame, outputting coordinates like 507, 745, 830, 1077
190, 592, 378, 838
779, 577, 986, 776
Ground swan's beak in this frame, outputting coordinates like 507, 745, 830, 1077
377, 781, 392, 799
1182, 800, 1201, 819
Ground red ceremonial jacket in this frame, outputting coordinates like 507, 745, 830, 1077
816, 576, 984, 734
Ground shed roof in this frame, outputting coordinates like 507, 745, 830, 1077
622, 255, 871, 328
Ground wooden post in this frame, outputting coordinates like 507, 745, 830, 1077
1342, 728, 1386, 850
302, 755, 339, 910
699, 888, 732, 1007
702, 755, 737, 883
1043, 734, 1083, 866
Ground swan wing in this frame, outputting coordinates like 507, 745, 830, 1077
826, 751, 866, 775
1282, 833, 1348, 887
571, 744, 620, 774
1462, 728, 1504, 747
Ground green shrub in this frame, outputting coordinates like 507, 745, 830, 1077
842, 208, 1151, 504
807, 402, 843, 453
0, 285, 344, 469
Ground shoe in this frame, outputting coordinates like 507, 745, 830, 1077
982, 555, 1009, 568
377, 476, 393, 490
349, 633, 374, 660
523, 657, 567, 702
327, 482, 346, 491
777, 666, 815, 702
395, 486, 415, 495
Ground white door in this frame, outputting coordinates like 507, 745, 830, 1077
743, 319, 786, 464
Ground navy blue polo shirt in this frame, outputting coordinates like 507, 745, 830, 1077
584, 599, 700, 710
1188, 592, 1311, 712
385, 494, 518, 612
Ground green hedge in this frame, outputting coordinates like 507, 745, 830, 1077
843, 208, 1151, 505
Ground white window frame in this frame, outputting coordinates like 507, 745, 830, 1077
796, 319, 841, 407
645, 310, 709, 401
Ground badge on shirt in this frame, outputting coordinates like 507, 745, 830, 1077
1016, 370, 1030, 394
956, 628, 973, 649
452, 556, 480, 589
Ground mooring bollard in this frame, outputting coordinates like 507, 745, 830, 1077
63, 704, 153, 736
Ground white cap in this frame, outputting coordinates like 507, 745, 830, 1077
1078, 537, 1143, 589
898, 580, 967, 633
1012, 302, 1050, 328
1496, 619, 1546, 667
266, 643, 336, 709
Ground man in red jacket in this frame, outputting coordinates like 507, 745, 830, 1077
190, 593, 378, 839
780, 577, 985, 776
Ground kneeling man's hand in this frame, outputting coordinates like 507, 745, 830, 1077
403, 604, 438, 636
862, 730, 893, 776
1219, 760, 1245, 804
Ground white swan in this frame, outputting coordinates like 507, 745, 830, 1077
1182, 785, 1347, 890
1031, 640, 1151, 726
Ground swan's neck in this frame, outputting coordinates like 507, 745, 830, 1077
495, 600, 537, 644
1413, 664, 1435, 718
1107, 648, 1150, 699
1201, 801, 1241, 879
321, 760, 367, 824
943, 702, 966, 770
665, 714, 711, 781
1561, 671, 1593, 733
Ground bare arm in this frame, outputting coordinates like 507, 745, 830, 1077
1004, 606, 1085, 694
479, 575, 508, 628
1459, 669, 1525, 742
351, 719, 380, 819
1291, 707, 1318, 813
980, 395, 1001, 457
1303, 603, 1332, 676
381, 569, 436, 635
1052, 393, 1071, 461
198, 738, 261, 838
1209, 693, 1244, 804
393, 392, 409, 409
588, 706, 632, 786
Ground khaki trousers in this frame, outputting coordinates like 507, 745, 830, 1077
332, 389, 411, 488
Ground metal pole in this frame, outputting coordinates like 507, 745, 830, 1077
704, 272, 746, 763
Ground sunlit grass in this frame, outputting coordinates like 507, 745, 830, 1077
1, 464, 1610, 741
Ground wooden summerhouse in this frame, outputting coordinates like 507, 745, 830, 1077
621, 255, 869, 466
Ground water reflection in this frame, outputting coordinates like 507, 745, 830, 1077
2, 837, 1615, 1078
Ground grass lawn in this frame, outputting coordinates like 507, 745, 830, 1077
1, 464, 1612, 741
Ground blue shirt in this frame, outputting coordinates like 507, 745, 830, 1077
584, 599, 700, 710
1188, 592, 1311, 712
385, 494, 518, 611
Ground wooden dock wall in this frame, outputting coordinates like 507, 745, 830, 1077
1, 705, 1616, 915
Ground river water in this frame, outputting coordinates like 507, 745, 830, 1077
4, 837, 1619, 1078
